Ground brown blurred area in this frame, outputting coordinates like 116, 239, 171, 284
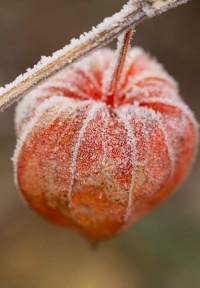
0, 1, 199, 287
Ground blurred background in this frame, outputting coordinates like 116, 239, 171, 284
0, 0, 199, 287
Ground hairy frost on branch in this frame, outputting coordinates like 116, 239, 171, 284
0, 0, 190, 111
0, 1, 137, 97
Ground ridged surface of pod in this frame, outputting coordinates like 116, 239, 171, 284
14, 48, 198, 242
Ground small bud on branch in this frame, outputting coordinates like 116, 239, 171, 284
0, 0, 190, 111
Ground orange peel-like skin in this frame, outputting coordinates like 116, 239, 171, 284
14, 48, 198, 242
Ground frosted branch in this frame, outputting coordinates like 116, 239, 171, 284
0, 0, 189, 111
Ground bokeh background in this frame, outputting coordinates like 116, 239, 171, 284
0, 1, 199, 287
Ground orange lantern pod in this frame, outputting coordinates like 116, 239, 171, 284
13, 47, 198, 242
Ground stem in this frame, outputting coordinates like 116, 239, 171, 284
104, 30, 132, 106
0, 0, 189, 111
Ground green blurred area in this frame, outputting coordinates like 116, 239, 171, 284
0, 1, 199, 288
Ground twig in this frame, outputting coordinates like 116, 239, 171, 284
0, 0, 189, 111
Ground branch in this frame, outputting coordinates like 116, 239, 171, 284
0, 0, 189, 111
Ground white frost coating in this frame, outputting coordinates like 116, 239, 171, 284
44, 81, 89, 100
68, 60, 102, 95
116, 108, 137, 221
141, 97, 199, 132
67, 102, 105, 207
75, 69, 101, 92
119, 102, 162, 122
72, 48, 113, 75
127, 46, 146, 60
138, 96, 199, 172
140, 0, 189, 17
126, 84, 177, 102
14, 89, 62, 136
123, 46, 144, 76
116, 103, 170, 202
14, 96, 95, 200
13, 96, 75, 190
157, 119, 176, 178
120, 68, 177, 97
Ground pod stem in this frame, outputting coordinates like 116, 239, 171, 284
104, 30, 132, 106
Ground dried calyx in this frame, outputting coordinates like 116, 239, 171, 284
12, 0, 198, 242
14, 45, 198, 241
